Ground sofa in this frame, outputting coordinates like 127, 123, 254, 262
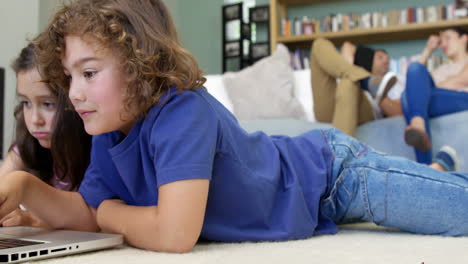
204, 66, 468, 171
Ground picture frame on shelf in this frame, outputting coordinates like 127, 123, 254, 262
250, 6, 269, 23
225, 20, 241, 41
223, 3, 242, 21
251, 43, 269, 59
225, 42, 241, 57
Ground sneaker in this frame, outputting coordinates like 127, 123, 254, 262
433, 145, 460, 171
374, 71, 397, 105
404, 125, 431, 152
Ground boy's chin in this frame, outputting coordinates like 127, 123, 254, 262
84, 125, 108, 136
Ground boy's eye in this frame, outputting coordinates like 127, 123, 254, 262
83, 71, 96, 79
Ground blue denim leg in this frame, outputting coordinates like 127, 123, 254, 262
401, 62, 468, 164
320, 129, 468, 236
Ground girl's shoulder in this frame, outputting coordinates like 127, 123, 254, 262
0, 149, 26, 177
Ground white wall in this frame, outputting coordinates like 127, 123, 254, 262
39, 0, 63, 31
0, 1, 40, 156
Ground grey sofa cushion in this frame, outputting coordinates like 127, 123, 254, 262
239, 110, 468, 171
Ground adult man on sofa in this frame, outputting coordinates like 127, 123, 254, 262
311, 38, 396, 135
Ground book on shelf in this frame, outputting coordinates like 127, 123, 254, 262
455, 0, 468, 17
289, 48, 310, 70
280, 2, 465, 37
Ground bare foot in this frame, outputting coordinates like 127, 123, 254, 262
404, 116, 431, 152
410, 116, 426, 132
340, 41, 356, 65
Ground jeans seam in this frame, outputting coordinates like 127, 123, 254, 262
348, 165, 468, 190
360, 168, 373, 221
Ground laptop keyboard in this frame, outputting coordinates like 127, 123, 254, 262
0, 238, 43, 249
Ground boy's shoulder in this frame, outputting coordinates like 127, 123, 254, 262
148, 87, 211, 114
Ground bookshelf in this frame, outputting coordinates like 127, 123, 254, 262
269, 0, 468, 51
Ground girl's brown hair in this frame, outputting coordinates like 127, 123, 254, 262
11, 43, 91, 190
35, 0, 205, 118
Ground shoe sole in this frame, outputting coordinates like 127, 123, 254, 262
404, 128, 431, 152
439, 145, 460, 171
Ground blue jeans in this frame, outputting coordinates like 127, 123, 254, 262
320, 129, 468, 236
401, 62, 468, 164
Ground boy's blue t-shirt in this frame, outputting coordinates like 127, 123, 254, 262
78, 87, 337, 242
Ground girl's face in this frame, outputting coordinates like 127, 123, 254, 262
16, 69, 57, 149
439, 30, 467, 59
62, 35, 137, 135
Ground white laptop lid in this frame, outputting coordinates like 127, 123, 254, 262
0, 226, 123, 263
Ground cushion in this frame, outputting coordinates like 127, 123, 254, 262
292, 69, 315, 122
204, 74, 234, 113
223, 44, 307, 120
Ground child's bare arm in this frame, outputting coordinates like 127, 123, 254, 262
0, 171, 98, 232
97, 178, 209, 253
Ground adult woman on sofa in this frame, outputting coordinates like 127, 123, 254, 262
0, 42, 91, 227
311, 38, 396, 136
379, 27, 468, 164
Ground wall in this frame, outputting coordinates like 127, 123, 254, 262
162, 0, 178, 27
39, 0, 63, 31
171, 0, 224, 75
0, 1, 40, 156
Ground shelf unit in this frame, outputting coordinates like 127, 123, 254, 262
269, 0, 468, 51
222, 2, 250, 72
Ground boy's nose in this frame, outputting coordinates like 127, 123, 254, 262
69, 79, 85, 103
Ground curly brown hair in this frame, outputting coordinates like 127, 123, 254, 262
35, 0, 205, 118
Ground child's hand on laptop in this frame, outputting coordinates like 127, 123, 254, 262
0, 208, 50, 228
0, 171, 28, 220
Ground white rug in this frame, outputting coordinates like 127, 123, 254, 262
37, 223, 467, 264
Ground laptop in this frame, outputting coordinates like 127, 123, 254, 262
0, 226, 123, 263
